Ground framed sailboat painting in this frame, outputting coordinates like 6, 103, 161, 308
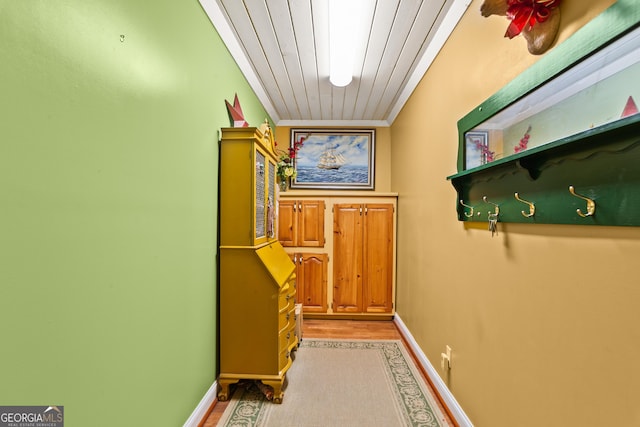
289, 129, 375, 190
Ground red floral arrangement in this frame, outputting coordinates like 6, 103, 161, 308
505, 0, 561, 39
275, 136, 305, 181
471, 138, 495, 163
514, 125, 532, 153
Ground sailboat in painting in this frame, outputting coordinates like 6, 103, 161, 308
317, 145, 346, 170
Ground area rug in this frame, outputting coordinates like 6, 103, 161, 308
216, 339, 447, 426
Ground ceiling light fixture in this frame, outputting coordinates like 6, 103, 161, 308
328, 0, 363, 87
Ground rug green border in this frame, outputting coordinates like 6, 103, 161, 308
217, 339, 445, 427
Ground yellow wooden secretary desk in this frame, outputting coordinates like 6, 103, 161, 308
217, 122, 298, 403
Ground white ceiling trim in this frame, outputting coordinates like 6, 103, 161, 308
277, 119, 391, 128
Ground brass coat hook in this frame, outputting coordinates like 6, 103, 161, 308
568, 185, 596, 217
514, 192, 535, 218
482, 196, 500, 215
459, 200, 474, 218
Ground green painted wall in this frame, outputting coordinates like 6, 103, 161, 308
0, 1, 270, 425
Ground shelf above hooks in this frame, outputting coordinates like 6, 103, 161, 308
447, 118, 640, 226
447, 11, 640, 227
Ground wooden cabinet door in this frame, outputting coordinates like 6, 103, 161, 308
363, 204, 394, 313
278, 200, 324, 247
298, 200, 325, 247
332, 204, 363, 313
278, 200, 297, 246
296, 253, 328, 313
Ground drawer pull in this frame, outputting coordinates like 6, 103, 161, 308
286, 313, 290, 321
286, 351, 290, 359
287, 332, 291, 339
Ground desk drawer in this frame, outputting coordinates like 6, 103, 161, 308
279, 347, 292, 371
279, 302, 294, 330
279, 287, 294, 310
279, 328, 293, 352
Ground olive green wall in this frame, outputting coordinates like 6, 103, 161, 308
391, 0, 640, 426
0, 1, 269, 425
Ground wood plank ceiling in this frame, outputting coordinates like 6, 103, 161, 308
199, 0, 472, 126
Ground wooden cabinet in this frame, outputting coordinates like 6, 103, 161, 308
278, 194, 396, 318
278, 200, 325, 247
218, 124, 296, 404
280, 200, 327, 313
290, 253, 328, 313
219, 125, 278, 247
333, 203, 394, 314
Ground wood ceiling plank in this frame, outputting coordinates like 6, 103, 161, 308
311, 0, 332, 120
362, 0, 425, 118
372, 0, 448, 118
351, 0, 400, 120
342, 1, 378, 120
330, 85, 347, 120
288, 0, 320, 119
267, 0, 317, 120
242, 0, 303, 119
218, 0, 291, 118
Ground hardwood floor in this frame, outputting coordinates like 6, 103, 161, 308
201, 319, 455, 426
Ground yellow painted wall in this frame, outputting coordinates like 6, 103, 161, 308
391, 1, 640, 426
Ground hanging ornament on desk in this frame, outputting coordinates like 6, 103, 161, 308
225, 93, 249, 127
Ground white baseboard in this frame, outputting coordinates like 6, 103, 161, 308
393, 315, 474, 427
183, 380, 218, 427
